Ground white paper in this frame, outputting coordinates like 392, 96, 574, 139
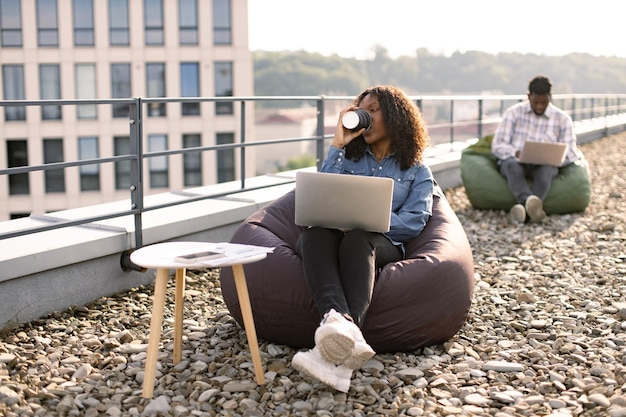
170, 242, 274, 267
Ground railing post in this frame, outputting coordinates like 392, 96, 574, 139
604, 96, 610, 136
240, 100, 246, 188
591, 98, 595, 119
316, 97, 325, 171
477, 99, 483, 140
449, 100, 454, 150
129, 98, 144, 248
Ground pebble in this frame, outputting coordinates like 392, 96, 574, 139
2, 133, 626, 416
483, 360, 525, 372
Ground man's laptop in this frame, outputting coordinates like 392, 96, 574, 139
518, 141, 568, 166
295, 171, 394, 233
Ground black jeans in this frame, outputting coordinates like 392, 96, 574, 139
499, 158, 559, 204
295, 227, 403, 327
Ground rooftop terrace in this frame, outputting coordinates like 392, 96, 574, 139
1, 131, 625, 415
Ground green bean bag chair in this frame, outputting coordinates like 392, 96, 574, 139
460, 135, 591, 214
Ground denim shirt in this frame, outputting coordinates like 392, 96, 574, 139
321, 145, 434, 251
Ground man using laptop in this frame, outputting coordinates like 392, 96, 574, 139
491, 75, 580, 223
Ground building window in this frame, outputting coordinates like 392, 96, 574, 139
43, 138, 65, 192
111, 63, 131, 118
0, 0, 22, 47
36, 0, 58, 46
181, 62, 200, 116
40, 64, 62, 120
76, 64, 97, 119
114, 136, 130, 190
178, 0, 197, 45
144, 0, 163, 45
73, 0, 94, 46
2, 65, 25, 121
183, 134, 201, 186
146, 63, 166, 117
6, 140, 29, 195
212, 0, 231, 45
214, 61, 233, 115
78, 136, 100, 191
109, 0, 129, 46
148, 134, 168, 188
216, 133, 234, 183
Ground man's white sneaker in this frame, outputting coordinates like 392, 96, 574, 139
525, 195, 546, 223
291, 348, 352, 392
509, 204, 526, 223
314, 309, 355, 365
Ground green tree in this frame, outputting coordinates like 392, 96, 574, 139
253, 49, 626, 109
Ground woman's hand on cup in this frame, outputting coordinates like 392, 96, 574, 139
332, 106, 366, 149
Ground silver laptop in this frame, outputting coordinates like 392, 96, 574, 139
295, 171, 394, 233
518, 141, 568, 166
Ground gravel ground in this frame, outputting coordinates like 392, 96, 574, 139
1, 132, 625, 417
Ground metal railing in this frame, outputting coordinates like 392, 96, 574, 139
1, 93, 625, 247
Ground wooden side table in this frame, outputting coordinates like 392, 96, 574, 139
130, 241, 268, 398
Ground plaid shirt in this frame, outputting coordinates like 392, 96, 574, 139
492, 101, 579, 164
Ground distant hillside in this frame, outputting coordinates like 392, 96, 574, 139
253, 48, 626, 107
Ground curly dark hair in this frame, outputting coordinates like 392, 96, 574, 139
344, 85, 430, 170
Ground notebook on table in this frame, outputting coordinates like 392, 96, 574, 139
295, 171, 394, 233
518, 141, 568, 166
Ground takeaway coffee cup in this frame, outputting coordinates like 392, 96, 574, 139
342, 109, 371, 132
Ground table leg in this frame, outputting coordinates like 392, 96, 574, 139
231, 263, 265, 385
142, 268, 169, 398
173, 268, 186, 364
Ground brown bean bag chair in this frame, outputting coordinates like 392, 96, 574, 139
219, 189, 474, 353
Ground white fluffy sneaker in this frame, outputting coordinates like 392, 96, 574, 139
315, 309, 376, 370
314, 309, 356, 365
343, 330, 376, 371
291, 347, 353, 392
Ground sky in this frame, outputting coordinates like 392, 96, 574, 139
248, 0, 625, 59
